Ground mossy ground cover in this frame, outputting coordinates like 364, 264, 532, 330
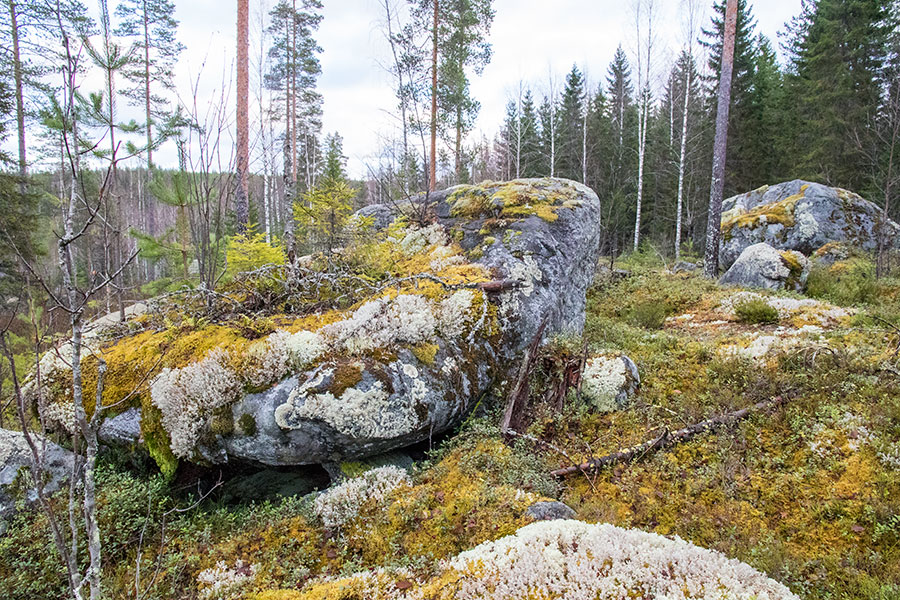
4, 254, 900, 599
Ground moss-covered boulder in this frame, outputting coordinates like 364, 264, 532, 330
720, 180, 899, 268
33, 178, 601, 473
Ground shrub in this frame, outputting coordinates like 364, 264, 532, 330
807, 258, 878, 305
734, 297, 779, 324
627, 300, 668, 329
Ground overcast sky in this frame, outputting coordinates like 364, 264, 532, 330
47, 0, 804, 178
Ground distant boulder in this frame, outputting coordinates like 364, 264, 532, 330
719, 180, 899, 268
720, 242, 809, 292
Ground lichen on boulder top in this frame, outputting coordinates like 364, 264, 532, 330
719, 180, 900, 269
32, 178, 601, 473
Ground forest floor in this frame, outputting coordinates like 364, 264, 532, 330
2, 254, 899, 599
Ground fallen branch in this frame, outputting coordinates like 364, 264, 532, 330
501, 318, 549, 435
550, 396, 786, 477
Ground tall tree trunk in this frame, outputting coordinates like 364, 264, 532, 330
235, 0, 250, 233
291, 0, 298, 191
142, 1, 152, 167
675, 59, 691, 261
429, 0, 438, 192
633, 94, 647, 251
8, 0, 26, 186
703, 0, 738, 279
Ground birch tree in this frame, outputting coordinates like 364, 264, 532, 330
674, 0, 701, 260
631, 0, 658, 251
235, 0, 250, 232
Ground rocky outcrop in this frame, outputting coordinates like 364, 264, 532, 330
720, 243, 809, 291
35, 179, 601, 471
1, 429, 74, 517
720, 180, 899, 268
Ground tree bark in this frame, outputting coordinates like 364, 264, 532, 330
675, 57, 691, 261
8, 0, 26, 185
703, 0, 738, 279
235, 0, 250, 233
429, 0, 438, 192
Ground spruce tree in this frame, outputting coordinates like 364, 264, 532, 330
558, 64, 586, 182
519, 89, 542, 178
784, 0, 894, 191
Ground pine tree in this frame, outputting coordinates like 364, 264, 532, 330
784, 0, 894, 191
236, 0, 250, 233
700, 0, 758, 195
114, 0, 184, 168
266, 0, 324, 203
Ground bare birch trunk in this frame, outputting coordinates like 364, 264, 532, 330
675, 62, 691, 261
429, 0, 438, 192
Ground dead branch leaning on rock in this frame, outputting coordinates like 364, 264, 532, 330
501, 317, 549, 435
550, 396, 786, 477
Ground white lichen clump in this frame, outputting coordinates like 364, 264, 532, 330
150, 349, 241, 458
196, 559, 259, 600
308, 520, 798, 599
444, 520, 798, 600
322, 294, 439, 354
314, 465, 411, 529
581, 356, 628, 412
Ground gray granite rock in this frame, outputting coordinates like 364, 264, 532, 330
41, 179, 603, 469
720, 180, 900, 269
720, 243, 809, 291
526, 501, 577, 521
1, 428, 74, 517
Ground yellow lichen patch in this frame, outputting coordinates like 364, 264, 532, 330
721, 185, 809, 237
449, 178, 581, 225
411, 343, 439, 366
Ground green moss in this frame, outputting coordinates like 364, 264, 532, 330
448, 178, 579, 224
483, 236, 497, 246
140, 400, 178, 479
734, 297, 779, 324
209, 406, 235, 436
238, 413, 257, 436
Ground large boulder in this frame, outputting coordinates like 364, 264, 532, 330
720, 180, 900, 268
1, 428, 74, 517
34, 179, 601, 472
720, 242, 809, 291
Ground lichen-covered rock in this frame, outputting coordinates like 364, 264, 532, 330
581, 353, 640, 412
35, 178, 601, 471
0, 428, 74, 517
720, 180, 899, 268
720, 243, 809, 291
